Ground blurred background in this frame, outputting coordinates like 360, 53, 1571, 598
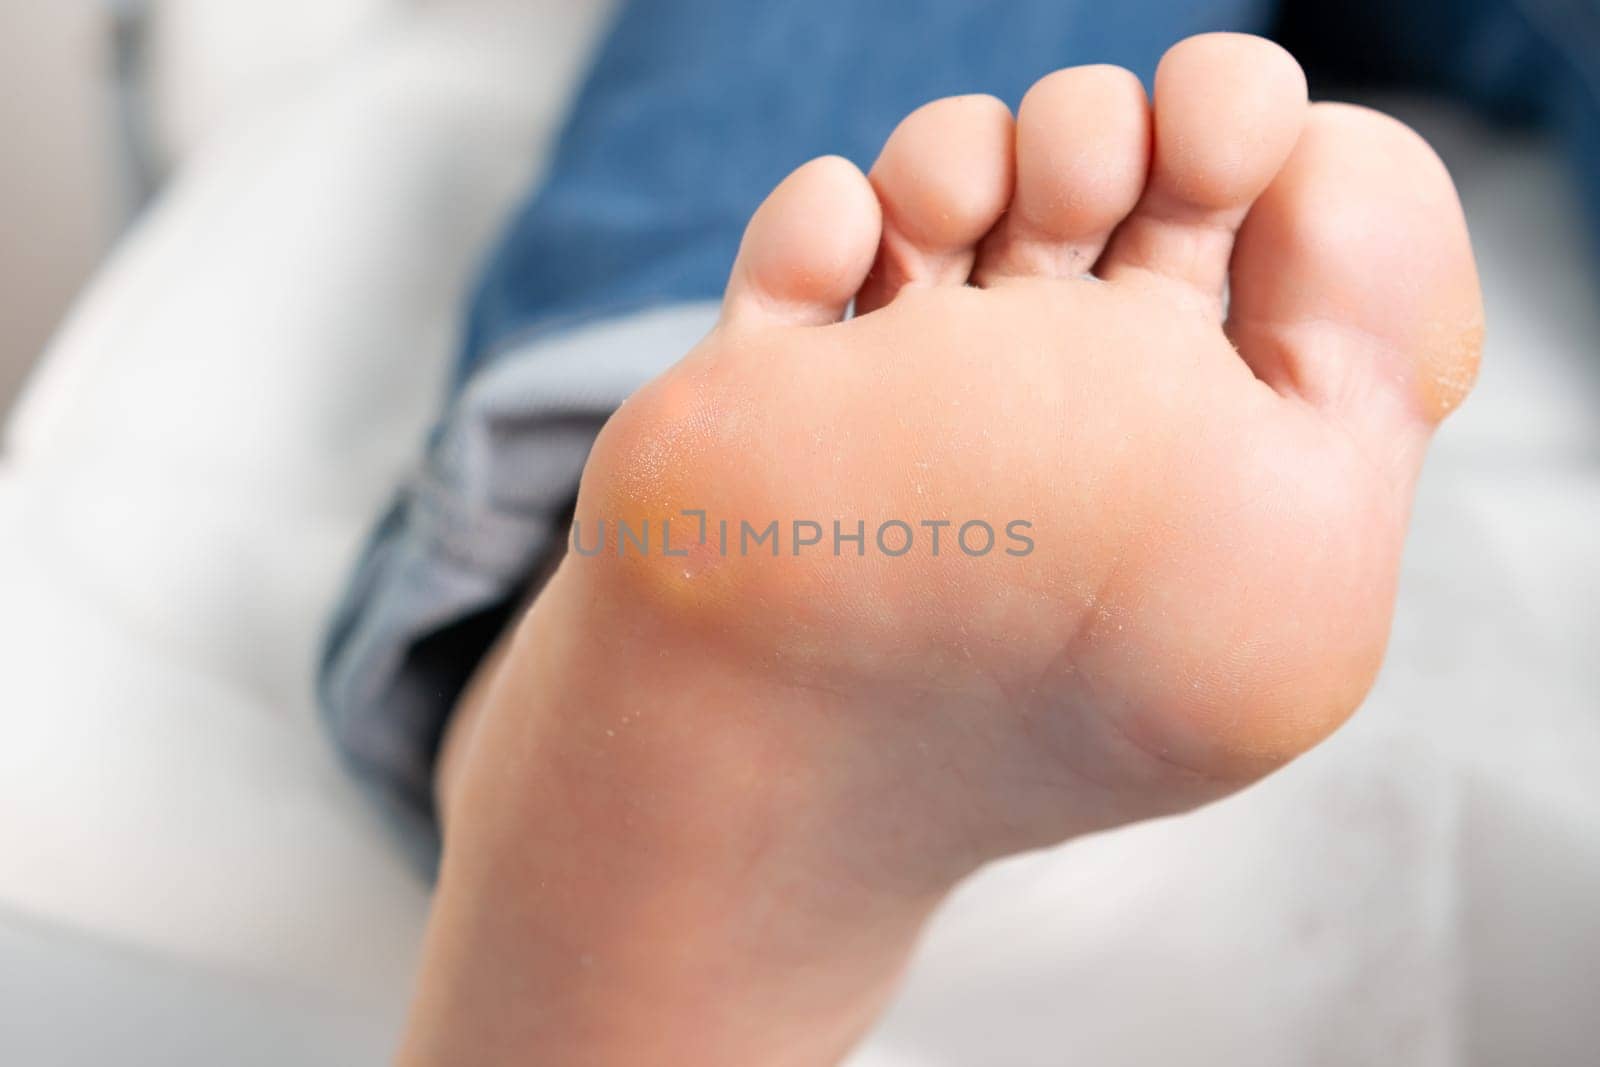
0, 0, 114, 413
0, 0, 404, 415
0, 1, 1596, 1065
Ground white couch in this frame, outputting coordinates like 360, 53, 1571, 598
2, 4, 1597, 1063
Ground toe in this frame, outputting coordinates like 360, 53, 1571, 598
1227, 103, 1483, 459
723, 155, 882, 327
972, 65, 1149, 284
1097, 33, 1307, 307
854, 95, 1015, 314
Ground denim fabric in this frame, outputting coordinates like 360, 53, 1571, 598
320, 0, 1599, 874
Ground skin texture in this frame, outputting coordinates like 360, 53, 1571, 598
405, 34, 1483, 1066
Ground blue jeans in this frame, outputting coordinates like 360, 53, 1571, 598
320, 0, 1597, 873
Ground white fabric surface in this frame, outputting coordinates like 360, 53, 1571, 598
1, 5, 1596, 1062
0, 0, 617, 1042
146, 0, 404, 169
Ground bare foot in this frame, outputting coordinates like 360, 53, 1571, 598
405, 33, 1482, 1066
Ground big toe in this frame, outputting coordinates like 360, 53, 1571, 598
1227, 103, 1484, 477
1097, 33, 1307, 309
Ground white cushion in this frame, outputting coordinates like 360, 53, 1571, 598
0, 0, 614, 1012
146, 0, 404, 169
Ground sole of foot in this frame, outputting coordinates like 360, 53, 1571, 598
574, 33, 1481, 844
406, 33, 1483, 1067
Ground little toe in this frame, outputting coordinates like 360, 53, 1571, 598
1227, 103, 1483, 476
722, 155, 882, 327
854, 95, 1015, 314
972, 65, 1149, 285
1097, 33, 1307, 308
